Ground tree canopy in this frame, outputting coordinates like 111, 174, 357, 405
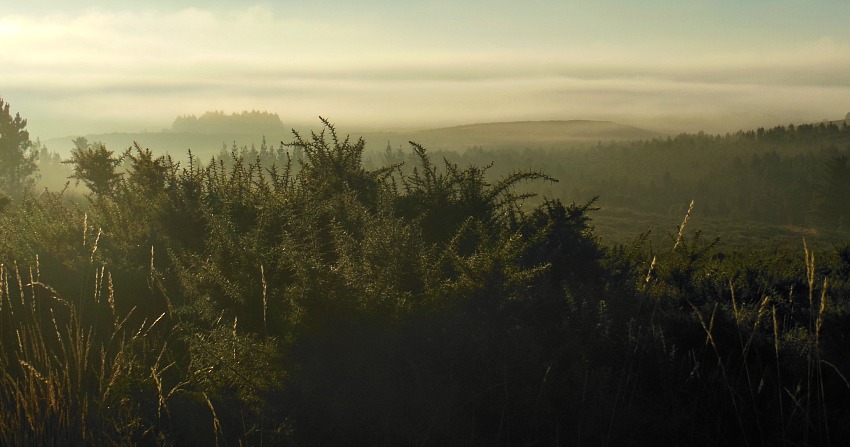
0, 97, 37, 198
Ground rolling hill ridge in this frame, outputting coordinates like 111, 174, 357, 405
365, 120, 661, 151
44, 116, 660, 157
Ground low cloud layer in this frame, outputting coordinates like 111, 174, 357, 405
3, 3, 850, 139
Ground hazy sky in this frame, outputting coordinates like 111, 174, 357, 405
3, 0, 850, 139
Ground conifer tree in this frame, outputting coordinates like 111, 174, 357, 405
0, 97, 38, 198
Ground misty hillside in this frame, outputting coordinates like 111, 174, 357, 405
43, 110, 291, 157
363, 120, 660, 151
44, 116, 659, 157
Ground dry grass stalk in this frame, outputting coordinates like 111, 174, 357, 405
151, 344, 170, 420
816, 278, 827, 346
691, 302, 718, 348
1, 263, 4, 314
233, 317, 238, 361
94, 266, 105, 304
672, 200, 694, 252
730, 280, 740, 325
15, 262, 24, 306
815, 277, 830, 444
90, 228, 102, 262
261, 264, 268, 339
644, 256, 656, 286
804, 239, 815, 308
754, 295, 770, 331
771, 305, 780, 360
107, 271, 117, 324
203, 392, 222, 447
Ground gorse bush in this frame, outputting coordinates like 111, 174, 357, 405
0, 118, 848, 445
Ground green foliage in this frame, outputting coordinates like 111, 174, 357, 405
65, 138, 125, 198
0, 97, 38, 198
1, 118, 849, 446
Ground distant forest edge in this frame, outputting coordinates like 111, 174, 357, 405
170, 110, 287, 135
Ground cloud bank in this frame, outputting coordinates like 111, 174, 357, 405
2, 3, 849, 138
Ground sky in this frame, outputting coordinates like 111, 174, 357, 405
2, 0, 850, 139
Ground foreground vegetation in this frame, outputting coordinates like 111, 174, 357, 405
1, 118, 850, 445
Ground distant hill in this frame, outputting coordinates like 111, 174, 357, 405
44, 117, 660, 158
44, 110, 292, 158
361, 120, 661, 152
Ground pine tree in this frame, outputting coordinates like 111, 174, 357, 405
0, 97, 38, 198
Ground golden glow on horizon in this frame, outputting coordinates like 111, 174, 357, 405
2, 2, 850, 138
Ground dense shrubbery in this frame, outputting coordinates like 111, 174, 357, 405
1, 119, 849, 445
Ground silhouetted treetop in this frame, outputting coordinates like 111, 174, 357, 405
0, 97, 37, 198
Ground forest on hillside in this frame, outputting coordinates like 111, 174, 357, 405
2, 98, 850, 445
382, 122, 850, 228
216, 119, 850, 247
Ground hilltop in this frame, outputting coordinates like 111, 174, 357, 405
170, 110, 286, 135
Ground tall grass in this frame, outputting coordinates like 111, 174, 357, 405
0, 259, 160, 445
0, 202, 179, 445
601, 201, 850, 445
